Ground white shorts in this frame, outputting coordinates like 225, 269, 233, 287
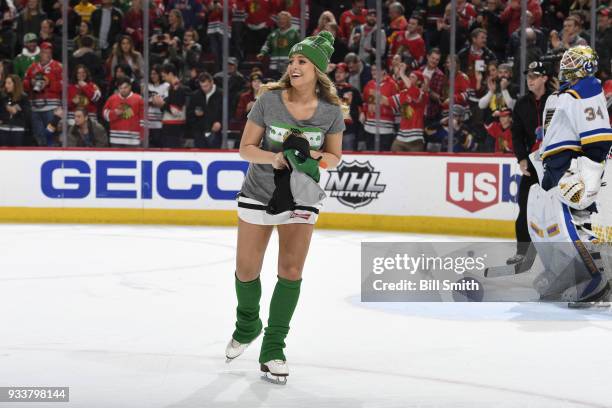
237, 194, 321, 225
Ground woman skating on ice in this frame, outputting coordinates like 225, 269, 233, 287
225, 30, 345, 384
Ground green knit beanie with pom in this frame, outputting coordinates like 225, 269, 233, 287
288, 31, 335, 73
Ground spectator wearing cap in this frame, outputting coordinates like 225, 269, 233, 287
257, 11, 300, 76
16, 0, 47, 51
388, 16, 425, 70
360, 64, 399, 151
235, 71, 263, 128
187, 72, 222, 148
596, 7, 612, 79
339, 0, 367, 44
14, 33, 39, 79
508, 60, 553, 265
214, 56, 246, 116
344, 52, 372, 91
334, 62, 363, 151
384, 66, 428, 152
348, 8, 386, 65
485, 108, 513, 153
457, 28, 496, 91
23, 41, 63, 145
91, 0, 124, 60
416, 48, 447, 124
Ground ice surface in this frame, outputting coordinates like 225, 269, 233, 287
0, 224, 611, 408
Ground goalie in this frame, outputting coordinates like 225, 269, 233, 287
527, 45, 612, 304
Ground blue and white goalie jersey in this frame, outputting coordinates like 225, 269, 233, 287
541, 76, 612, 163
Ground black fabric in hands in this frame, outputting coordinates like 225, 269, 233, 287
266, 168, 295, 215
282, 131, 310, 163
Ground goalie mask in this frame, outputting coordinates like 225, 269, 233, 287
559, 45, 598, 83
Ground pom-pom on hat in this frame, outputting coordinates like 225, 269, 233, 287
289, 30, 335, 73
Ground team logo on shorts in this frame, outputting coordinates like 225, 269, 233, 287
324, 160, 386, 209
290, 211, 311, 220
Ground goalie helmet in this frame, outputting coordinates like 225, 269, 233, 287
559, 45, 598, 83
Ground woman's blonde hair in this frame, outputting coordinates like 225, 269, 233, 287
259, 68, 349, 118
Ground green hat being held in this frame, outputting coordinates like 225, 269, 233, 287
288, 31, 335, 73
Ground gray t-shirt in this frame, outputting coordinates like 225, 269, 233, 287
241, 89, 346, 204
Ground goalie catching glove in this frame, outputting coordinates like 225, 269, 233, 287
557, 156, 606, 210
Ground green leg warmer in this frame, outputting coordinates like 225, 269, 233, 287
232, 275, 263, 344
259, 276, 302, 363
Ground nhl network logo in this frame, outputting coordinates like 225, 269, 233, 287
324, 160, 386, 209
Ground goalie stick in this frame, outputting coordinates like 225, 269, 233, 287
484, 243, 537, 278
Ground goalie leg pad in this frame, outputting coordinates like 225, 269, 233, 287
527, 184, 608, 301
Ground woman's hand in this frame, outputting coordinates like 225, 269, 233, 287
271, 152, 288, 169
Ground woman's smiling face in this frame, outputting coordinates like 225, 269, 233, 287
287, 54, 316, 88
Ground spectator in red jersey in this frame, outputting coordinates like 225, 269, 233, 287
23, 41, 62, 146
348, 8, 386, 65
334, 62, 363, 151
385, 66, 428, 152
103, 78, 144, 147
457, 28, 496, 90
388, 15, 426, 70
486, 108, 513, 153
501, 0, 542, 35
243, 0, 271, 56
338, 0, 366, 43
360, 64, 399, 151
68, 64, 102, 125
442, 55, 473, 112
416, 47, 447, 124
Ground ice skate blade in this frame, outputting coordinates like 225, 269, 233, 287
568, 301, 611, 309
261, 372, 287, 385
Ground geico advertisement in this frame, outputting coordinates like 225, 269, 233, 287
0, 151, 521, 219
